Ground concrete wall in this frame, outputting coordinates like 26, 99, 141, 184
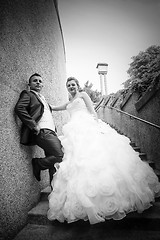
97, 77, 160, 171
0, 1, 68, 239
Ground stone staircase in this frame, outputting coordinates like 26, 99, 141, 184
130, 141, 160, 179
113, 124, 160, 180
13, 142, 160, 240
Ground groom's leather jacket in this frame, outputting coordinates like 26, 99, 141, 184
15, 90, 52, 146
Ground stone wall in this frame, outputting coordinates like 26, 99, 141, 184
97, 77, 160, 171
0, 1, 68, 239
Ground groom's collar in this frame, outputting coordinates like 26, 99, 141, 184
30, 90, 44, 103
30, 89, 41, 95
30, 90, 44, 98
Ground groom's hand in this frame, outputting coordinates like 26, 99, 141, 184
33, 126, 40, 135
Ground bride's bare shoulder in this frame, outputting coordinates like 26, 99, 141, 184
80, 91, 90, 100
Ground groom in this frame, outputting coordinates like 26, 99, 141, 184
15, 73, 63, 183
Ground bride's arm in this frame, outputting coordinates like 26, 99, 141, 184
80, 92, 98, 119
50, 102, 69, 111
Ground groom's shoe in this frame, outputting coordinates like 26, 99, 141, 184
32, 158, 41, 181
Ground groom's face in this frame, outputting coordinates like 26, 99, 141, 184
29, 76, 43, 92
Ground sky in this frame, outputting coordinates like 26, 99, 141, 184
58, 0, 160, 94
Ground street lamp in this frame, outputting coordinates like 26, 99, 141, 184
96, 63, 108, 95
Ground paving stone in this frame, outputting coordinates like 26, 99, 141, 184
13, 223, 160, 240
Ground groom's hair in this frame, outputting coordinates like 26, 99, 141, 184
29, 73, 42, 84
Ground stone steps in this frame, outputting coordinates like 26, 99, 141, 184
13, 220, 160, 240
27, 200, 50, 225
26, 187, 160, 228
130, 141, 160, 180
14, 182, 160, 240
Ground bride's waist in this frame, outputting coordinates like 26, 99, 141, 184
69, 110, 91, 119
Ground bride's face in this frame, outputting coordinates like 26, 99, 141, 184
67, 80, 78, 95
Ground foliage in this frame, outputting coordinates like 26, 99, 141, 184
123, 45, 160, 96
82, 81, 102, 103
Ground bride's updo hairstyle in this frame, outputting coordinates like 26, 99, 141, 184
66, 77, 81, 91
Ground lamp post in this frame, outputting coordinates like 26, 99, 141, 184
96, 63, 108, 96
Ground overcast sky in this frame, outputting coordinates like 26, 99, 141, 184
58, 0, 160, 94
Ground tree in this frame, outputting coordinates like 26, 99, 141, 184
82, 81, 102, 103
123, 45, 160, 95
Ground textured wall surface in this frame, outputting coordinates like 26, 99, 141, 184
0, 1, 68, 239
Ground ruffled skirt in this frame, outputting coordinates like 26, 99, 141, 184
48, 111, 160, 224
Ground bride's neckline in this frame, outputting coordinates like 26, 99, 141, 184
67, 97, 84, 108
69, 94, 82, 103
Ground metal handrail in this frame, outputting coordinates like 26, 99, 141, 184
109, 106, 160, 130
95, 97, 105, 111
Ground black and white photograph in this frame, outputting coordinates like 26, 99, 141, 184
0, 1, 160, 240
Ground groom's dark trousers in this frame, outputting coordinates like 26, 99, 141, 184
34, 128, 63, 182
15, 90, 63, 183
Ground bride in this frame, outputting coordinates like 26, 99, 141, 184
47, 77, 160, 224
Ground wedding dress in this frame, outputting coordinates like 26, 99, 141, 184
48, 97, 160, 224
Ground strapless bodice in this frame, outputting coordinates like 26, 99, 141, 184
66, 97, 89, 117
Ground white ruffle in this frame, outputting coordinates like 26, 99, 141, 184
48, 98, 160, 224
